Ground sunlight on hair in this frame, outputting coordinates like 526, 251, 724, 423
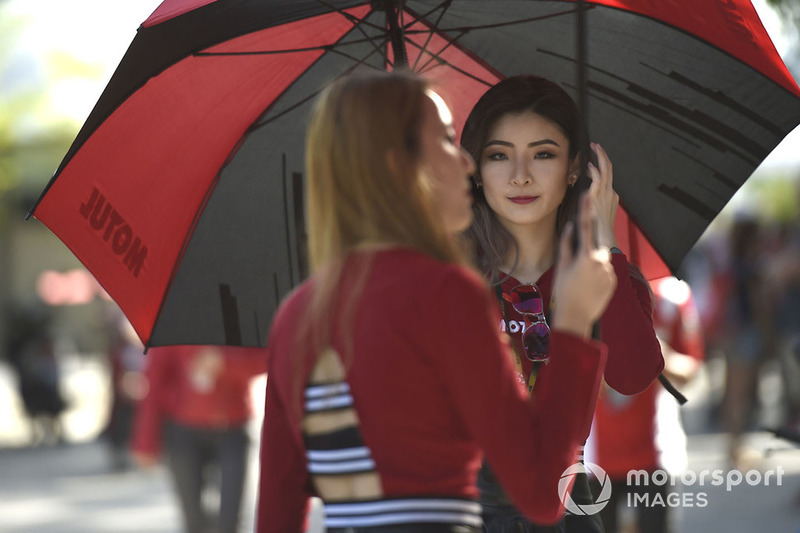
425, 89, 452, 128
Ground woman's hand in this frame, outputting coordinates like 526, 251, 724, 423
587, 142, 619, 249
552, 193, 617, 338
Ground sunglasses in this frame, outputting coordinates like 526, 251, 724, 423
504, 283, 551, 363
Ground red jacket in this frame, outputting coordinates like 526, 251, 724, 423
131, 344, 267, 457
257, 248, 608, 531
498, 253, 664, 396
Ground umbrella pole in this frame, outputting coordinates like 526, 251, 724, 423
576, 1, 686, 406
577, 0, 589, 169
383, 0, 408, 68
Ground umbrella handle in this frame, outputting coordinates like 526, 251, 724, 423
658, 373, 687, 405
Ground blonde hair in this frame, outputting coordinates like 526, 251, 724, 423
301, 69, 465, 354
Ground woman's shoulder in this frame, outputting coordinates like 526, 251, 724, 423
267, 278, 315, 343
390, 248, 486, 292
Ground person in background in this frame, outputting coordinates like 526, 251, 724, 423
763, 203, 800, 446
131, 344, 266, 533
589, 276, 705, 533
102, 315, 146, 470
6, 306, 67, 446
257, 69, 617, 532
719, 216, 772, 469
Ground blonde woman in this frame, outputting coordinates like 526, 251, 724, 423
256, 70, 616, 532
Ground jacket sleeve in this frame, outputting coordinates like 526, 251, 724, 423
600, 253, 665, 394
426, 268, 607, 525
256, 376, 313, 532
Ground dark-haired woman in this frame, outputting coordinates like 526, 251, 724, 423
461, 75, 665, 532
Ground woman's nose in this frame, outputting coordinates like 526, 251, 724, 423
510, 158, 532, 186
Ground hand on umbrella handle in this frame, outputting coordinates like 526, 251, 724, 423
587, 142, 619, 250
552, 193, 617, 338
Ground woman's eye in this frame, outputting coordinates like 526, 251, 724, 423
486, 152, 508, 161
534, 151, 555, 160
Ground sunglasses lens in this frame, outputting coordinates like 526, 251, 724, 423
523, 322, 550, 362
510, 285, 543, 315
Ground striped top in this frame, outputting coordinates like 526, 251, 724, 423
302, 354, 482, 528
258, 248, 608, 532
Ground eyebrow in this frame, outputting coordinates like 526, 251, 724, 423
484, 139, 560, 148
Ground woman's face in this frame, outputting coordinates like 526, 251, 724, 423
419, 90, 476, 233
479, 111, 576, 230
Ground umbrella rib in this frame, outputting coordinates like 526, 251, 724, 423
197, 35, 391, 72
253, 45, 388, 130
314, 0, 388, 33
401, 6, 577, 87
411, 0, 451, 71
197, 46, 388, 70
401, 5, 497, 88
313, 0, 392, 66
197, 6, 392, 67
194, 35, 385, 57
399, 0, 407, 66
405, 36, 493, 88
407, 7, 583, 34
403, 0, 453, 29
413, 30, 462, 74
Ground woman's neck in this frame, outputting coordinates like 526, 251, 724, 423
499, 218, 558, 284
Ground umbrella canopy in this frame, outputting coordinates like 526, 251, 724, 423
29, 0, 800, 348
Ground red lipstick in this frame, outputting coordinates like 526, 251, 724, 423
509, 196, 537, 204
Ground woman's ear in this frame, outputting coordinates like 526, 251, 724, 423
568, 155, 580, 186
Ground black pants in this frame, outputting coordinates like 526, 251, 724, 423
592, 479, 670, 533
481, 473, 603, 533
164, 421, 249, 533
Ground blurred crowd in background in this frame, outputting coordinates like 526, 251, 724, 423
680, 181, 800, 466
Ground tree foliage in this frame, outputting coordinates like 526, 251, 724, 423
767, 0, 800, 30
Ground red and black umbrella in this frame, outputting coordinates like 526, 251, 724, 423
28, 0, 800, 348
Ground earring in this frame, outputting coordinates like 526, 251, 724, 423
568, 174, 577, 188
475, 179, 482, 188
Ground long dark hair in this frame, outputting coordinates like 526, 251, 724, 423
461, 75, 589, 282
